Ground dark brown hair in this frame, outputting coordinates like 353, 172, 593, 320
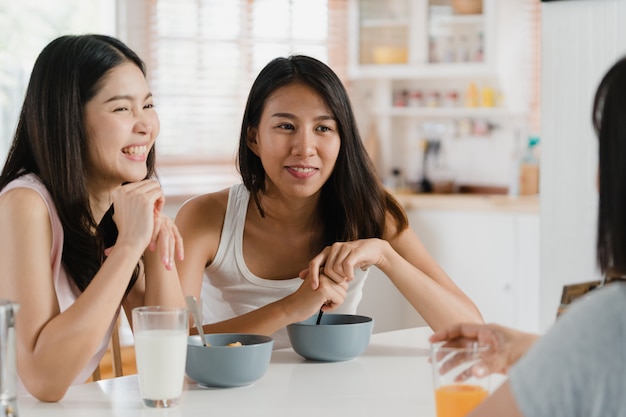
593, 55, 626, 276
237, 55, 407, 251
0, 34, 155, 292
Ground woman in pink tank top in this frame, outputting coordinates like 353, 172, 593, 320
0, 35, 184, 402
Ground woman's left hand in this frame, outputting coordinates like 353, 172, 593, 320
301, 238, 388, 289
149, 211, 184, 270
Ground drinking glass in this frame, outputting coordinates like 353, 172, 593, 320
132, 306, 188, 408
430, 340, 491, 417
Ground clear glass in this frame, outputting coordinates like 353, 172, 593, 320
132, 306, 188, 408
430, 340, 491, 417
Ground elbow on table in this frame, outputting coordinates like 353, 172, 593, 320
24, 379, 70, 403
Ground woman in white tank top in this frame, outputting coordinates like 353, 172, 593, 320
175, 55, 483, 347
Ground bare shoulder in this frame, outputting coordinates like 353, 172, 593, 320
0, 186, 50, 226
175, 188, 230, 234
382, 209, 405, 241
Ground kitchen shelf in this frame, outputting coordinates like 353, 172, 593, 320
349, 62, 493, 80
359, 18, 410, 28
379, 107, 517, 118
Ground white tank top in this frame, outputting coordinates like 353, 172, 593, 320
1, 174, 117, 394
202, 183, 368, 349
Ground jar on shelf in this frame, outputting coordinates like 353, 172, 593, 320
393, 90, 409, 107
443, 90, 459, 107
451, 0, 483, 15
409, 90, 424, 107
425, 91, 441, 107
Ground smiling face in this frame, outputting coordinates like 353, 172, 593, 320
84, 61, 159, 192
247, 82, 341, 200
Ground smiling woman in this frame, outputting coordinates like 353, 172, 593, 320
0, 34, 184, 402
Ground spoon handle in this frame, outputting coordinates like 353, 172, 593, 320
185, 296, 209, 346
315, 309, 324, 325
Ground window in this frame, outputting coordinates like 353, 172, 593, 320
0, 0, 115, 163
121, 0, 349, 195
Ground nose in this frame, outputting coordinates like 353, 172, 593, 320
134, 110, 157, 136
291, 127, 316, 157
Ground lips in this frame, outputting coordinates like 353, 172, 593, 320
121, 145, 148, 156
288, 166, 316, 173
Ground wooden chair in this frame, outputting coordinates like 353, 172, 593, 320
555, 275, 626, 317
556, 280, 602, 317
91, 315, 123, 381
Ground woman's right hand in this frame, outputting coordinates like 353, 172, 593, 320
288, 271, 349, 323
429, 323, 540, 376
109, 180, 166, 254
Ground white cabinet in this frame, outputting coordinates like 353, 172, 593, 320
408, 209, 540, 332
358, 206, 540, 334
349, 0, 496, 76
348, 0, 528, 188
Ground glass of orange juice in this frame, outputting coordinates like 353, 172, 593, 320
430, 340, 491, 417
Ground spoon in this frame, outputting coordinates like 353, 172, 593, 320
185, 296, 209, 347
315, 308, 324, 325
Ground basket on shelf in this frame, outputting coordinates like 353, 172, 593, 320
451, 0, 483, 15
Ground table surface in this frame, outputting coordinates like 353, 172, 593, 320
18, 327, 498, 416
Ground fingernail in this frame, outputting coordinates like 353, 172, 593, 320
475, 365, 487, 377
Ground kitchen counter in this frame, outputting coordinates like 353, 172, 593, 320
156, 164, 539, 215
393, 193, 540, 213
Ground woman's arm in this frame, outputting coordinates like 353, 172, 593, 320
306, 214, 483, 330
380, 225, 484, 329
0, 188, 146, 401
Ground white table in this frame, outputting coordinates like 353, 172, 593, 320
17, 327, 447, 416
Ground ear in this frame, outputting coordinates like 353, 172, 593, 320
247, 127, 259, 155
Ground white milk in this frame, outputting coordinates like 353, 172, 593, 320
134, 329, 187, 402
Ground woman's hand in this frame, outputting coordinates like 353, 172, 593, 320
148, 211, 184, 270
429, 323, 540, 377
288, 271, 349, 323
302, 239, 387, 289
108, 180, 183, 268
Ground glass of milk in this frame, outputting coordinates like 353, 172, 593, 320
132, 306, 188, 408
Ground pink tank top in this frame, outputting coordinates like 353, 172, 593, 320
0, 174, 117, 394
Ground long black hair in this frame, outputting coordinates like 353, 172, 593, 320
237, 55, 407, 252
593, 55, 626, 276
0, 34, 155, 292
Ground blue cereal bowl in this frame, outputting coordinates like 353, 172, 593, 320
286, 314, 374, 362
186, 333, 273, 388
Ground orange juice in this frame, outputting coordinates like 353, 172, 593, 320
435, 384, 488, 417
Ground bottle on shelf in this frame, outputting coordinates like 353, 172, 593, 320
465, 81, 479, 108
519, 135, 540, 195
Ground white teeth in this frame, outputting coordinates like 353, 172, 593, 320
291, 167, 315, 173
123, 145, 147, 156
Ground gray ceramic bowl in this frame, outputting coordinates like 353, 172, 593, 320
286, 314, 374, 362
186, 333, 274, 388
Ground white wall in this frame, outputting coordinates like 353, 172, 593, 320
540, 0, 626, 331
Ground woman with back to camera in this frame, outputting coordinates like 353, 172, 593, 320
0, 34, 184, 401
430, 55, 626, 417
175, 55, 483, 349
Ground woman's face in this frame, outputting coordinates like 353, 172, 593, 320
248, 82, 341, 200
84, 62, 159, 191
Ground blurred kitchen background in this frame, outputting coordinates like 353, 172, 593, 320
1, 0, 623, 337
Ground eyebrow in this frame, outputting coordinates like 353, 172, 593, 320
104, 92, 153, 103
271, 112, 335, 121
